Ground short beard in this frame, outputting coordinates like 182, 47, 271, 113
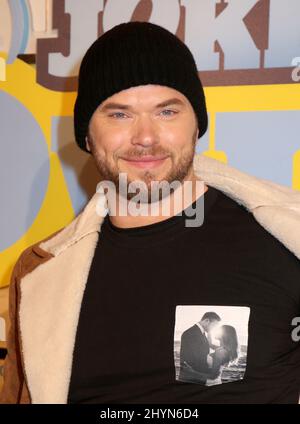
88, 127, 198, 204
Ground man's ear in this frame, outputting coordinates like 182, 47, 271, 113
85, 135, 91, 152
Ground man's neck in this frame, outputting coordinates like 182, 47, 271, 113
108, 172, 208, 229
197, 323, 207, 335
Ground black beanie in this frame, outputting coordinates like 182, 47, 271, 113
74, 21, 208, 153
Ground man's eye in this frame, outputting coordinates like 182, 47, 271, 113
108, 112, 127, 119
160, 109, 177, 116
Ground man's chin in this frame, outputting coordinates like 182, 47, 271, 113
119, 169, 170, 188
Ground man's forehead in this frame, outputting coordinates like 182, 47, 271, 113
98, 84, 189, 110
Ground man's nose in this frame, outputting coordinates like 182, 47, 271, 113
131, 115, 159, 147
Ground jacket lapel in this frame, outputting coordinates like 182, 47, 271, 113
18, 190, 107, 403
18, 153, 300, 403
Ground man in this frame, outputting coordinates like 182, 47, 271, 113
1, 21, 300, 404
178, 312, 221, 384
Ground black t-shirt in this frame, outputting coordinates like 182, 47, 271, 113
67, 185, 300, 404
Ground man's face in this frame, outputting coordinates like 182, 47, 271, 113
86, 84, 199, 202
207, 319, 220, 334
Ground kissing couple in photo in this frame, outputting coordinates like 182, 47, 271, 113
178, 312, 239, 386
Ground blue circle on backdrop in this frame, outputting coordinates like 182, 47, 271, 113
0, 90, 50, 251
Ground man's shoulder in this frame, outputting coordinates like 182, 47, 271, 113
11, 225, 67, 283
182, 324, 199, 337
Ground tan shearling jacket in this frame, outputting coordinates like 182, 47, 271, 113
1, 153, 300, 404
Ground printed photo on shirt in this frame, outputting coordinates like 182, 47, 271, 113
174, 305, 250, 386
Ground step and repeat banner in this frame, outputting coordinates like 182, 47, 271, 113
0, 0, 300, 360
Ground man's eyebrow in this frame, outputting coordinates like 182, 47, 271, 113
155, 98, 185, 108
99, 97, 185, 112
